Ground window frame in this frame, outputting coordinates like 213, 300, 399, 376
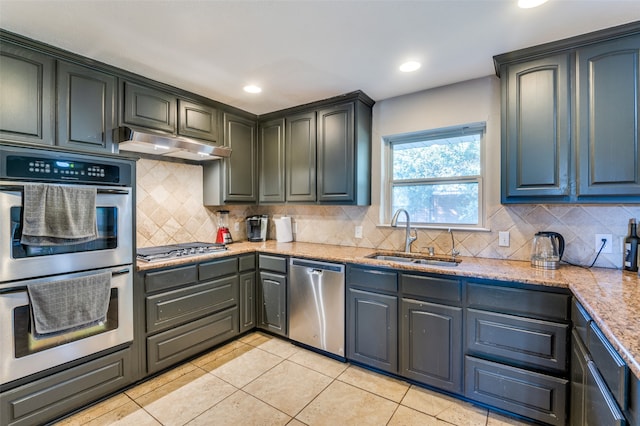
382, 122, 486, 230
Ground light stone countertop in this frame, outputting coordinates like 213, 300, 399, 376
137, 240, 640, 381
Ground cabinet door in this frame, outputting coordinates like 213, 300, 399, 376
258, 271, 287, 336
502, 54, 571, 202
0, 43, 55, 146
239, 271, 256, 333
259, 118, 285, 203
401, 299, 462, 393
286, 111, 317, 202
577, 34, 640, 197
347, 288, 398, 373
571, 330, 589, 426
586, 361, 626, 426
57, 61, 116, 153
122, 81, 176, 133
178, 99, 219, 142
224, 112, 257, 203
317, 103, 355, 203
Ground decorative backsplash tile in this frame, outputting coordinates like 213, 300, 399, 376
137, 158, 638, 269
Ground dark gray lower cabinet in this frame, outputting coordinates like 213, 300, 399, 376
0, 347, 133, 426
257, 254, 288, 337
347, 288, 398, 373
571, 299, 635, 425
239, 254, 256, 333
258, 271, 287, 336
465, 356, 568, 426
147, 308, 238, 375
142, 258, 241, 375
401, 299, 462, 393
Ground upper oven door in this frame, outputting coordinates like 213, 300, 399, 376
0, 182, 133, 283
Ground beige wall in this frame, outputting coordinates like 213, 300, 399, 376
137, 76, 639, 269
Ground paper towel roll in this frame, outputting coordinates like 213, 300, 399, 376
275, 216, 293, 242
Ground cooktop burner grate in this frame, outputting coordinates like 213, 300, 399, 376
137, 242, 227, 262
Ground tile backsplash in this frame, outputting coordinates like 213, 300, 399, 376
137, 158, 639, 269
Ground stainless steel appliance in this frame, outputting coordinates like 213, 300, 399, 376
531, 231, 565, 269
137, 242, 227, 262
289, 258, 345, 357
246, 215, 268, 242
0, 144, 135, 386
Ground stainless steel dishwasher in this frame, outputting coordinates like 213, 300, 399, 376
289, 258, 345, 357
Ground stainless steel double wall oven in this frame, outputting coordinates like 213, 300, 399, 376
0, 144, 135, 387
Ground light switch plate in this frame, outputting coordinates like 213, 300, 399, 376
498, 231, 510, 247
355, 225, 363, 239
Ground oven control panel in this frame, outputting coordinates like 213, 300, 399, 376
0, 150, 131, 185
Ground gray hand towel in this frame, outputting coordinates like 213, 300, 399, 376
20, 183, 98, 246
27, 270, 111, 336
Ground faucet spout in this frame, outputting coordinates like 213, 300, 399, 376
391, 209, 417, 253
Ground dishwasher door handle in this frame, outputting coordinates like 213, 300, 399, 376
310, 269, 323, 275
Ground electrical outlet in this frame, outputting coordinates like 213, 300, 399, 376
355, 225, 363, 239
498, 231, 510, 247
595, 234, 613, 254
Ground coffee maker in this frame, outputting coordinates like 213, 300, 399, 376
246, 215, 268, 242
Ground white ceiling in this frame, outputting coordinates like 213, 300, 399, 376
1, 1, 639, 115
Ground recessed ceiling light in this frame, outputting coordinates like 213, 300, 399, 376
518, 0, 548, 8
399, 61, 421, 73
243, 85, 262, 94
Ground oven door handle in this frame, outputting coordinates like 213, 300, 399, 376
0, 185, 129, 195
0, 268, 131, 294
0, 286, 27, 295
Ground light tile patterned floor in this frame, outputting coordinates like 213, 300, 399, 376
54, 333, 534, 426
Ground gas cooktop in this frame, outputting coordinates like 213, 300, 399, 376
137, 242, 227, 262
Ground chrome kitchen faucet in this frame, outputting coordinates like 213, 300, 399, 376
391, 209, 417, 253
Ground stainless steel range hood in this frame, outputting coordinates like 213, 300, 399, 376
115, 126, 231, 161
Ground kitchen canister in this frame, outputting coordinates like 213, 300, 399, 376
274, 216, 293, 242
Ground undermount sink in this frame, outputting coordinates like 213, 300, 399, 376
365, 252, 461, 267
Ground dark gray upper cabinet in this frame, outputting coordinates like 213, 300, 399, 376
259, 118, 285, 203
224, 112, 257, 203
576, 35, 640, 197
286, 111, 316, 202
317, 103, 355, 203
57, 61, 117, 153
122, 81, 176, 133
0, 42, 55, 146
257, 91, 373, 205
496, 23, 640, 203
178, 99, 219, 143
502, 54, 571, 200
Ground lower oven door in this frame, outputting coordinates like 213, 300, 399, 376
0, 265, 133, 386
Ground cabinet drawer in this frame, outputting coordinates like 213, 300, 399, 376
467, 309, 568, 373
588, 321, 628, 410
146, 276, 239, 334
467, 283, 570, 321
571, 299, 591, 344
147, 308, 238, 374
258, 254, 287, 273
145, 265, 198, 293
0, 348, 132, 426
401, 274, 461, 304
199, 257, 237, 281
238, 254, 256, 272
465, 355, 568, 426
348, 266, 397, 293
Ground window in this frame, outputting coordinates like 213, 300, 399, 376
384, 123, 485, 228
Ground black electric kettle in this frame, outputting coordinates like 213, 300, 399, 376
531, 231, 565, 269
